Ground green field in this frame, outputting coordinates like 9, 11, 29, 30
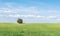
0, 23, 60, 36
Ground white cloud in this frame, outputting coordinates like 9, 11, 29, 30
8, 14, 36, 18
48, 10, 60, 13
47, 16, 57, 19
48, 10, 56, 12
4, 10, 12, 13
36, 15, 46, 18
0, 6, 41, 15
0, 3, 41, 14
0, 2, 60, 21
0, 8, 13, 13
56, 19, 60, 20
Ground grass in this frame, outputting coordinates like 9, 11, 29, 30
0, 23, 60, 36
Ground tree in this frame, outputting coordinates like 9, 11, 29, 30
17, 18, 23, 24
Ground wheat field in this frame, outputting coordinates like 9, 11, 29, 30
0, 23, 60, 36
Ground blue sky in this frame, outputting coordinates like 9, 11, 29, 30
0, 0, 60, 23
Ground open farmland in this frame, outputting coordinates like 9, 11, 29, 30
0, 23, 60, 36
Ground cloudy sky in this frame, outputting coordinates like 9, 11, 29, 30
0, 0, 60, 23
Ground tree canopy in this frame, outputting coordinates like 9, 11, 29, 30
17, 18, 23, 24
